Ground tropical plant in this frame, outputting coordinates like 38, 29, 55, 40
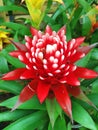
0, 0, 98, 130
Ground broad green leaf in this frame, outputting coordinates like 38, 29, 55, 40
46, 98, 62, 127
76, 51, 91, 67
72, 101, 97, 130
5, 44, 16, 52
92, 79, 98, 93
67, 122, 72, 130
77, 93, 98, 110
79, 127, 87, 130
91, 48, 98, 60
0, 80, 23, 95
77, 0, 91, 12
96, 123, 98, 130
0, 22, 30, 36
0, 5, 28, 14
0, 55, 9, 73
70, 7, 83, 30
91, 30, 98, 43
0, 110, 32, 122
44, 15, 56, 25
63, 0, 74, 9
88, 94, 98, 107
0, 95, 46, 110
1, 49, 25, 68
4, 111, 48, 130
52, 5, 65, 20
48, 116, 66, 130
82, 16, 92, 36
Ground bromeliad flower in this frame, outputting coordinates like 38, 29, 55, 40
2, 25, 98, 120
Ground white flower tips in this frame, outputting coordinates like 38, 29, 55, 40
18, 55, 23, 61
38, 52, 43, 60
46, 44, 57, 54
55, 51, 60, 57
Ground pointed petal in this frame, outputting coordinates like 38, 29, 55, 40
77, 42, 98, 54
11, 100, 22, 111
66, 73, 80, 86
52, 84, 72, 120
78, 91, 98, 111
25, 36, 33, 49
45, 25, 53, 35
37, 80, 51, 103
66, 85, 98, 111
2, 68, 26, 80
19, 80, 38, 102
18, 53, 29, 64
10, 40, 27, 51
67, 39, 76, 51
9, 51, 25, 58
66, 85, 81, 97
57, 26, 66, 36
74, 37, 85, 48
70, 51, 85, 62
30, 26, 38, 36
12, 80, 38, 111
75, 67, 98, 79
20, 70, 35, 79
25, 35, 32, 43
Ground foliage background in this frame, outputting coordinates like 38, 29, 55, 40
0, 0, 98, 129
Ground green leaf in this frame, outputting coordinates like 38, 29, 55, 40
1, 49, 25, 68
44, 15, 56, 25
72, 101, 97, 130
91, 48, 98, 60
79, 127, 87, 130
66, 24, 72, 41
0, 96, 46, 110
76, 51, 91, 67
46, 98, 62, 128
76, 93, 98, 110
63, 0, 74, 9
77, 0, 91, 12
91, 30, 98, 43
0, 80, 23, 95
0, 22, 30, 36
0, 110, 32, 122
48, 116, 66, 130
4, 111, 48, 130
82, 16, 92, 36
70, 7, 83, 30
91, 79, 98, 93
88, 94, 98, 107
67, 122, 72, 130
52, 5, 65, 20
0, 55, 9, 73
0, 5, 28, 14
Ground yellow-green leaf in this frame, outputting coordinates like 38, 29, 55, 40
54, 0, 63, 4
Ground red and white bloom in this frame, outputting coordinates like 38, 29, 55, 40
2, 25, 98, 120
